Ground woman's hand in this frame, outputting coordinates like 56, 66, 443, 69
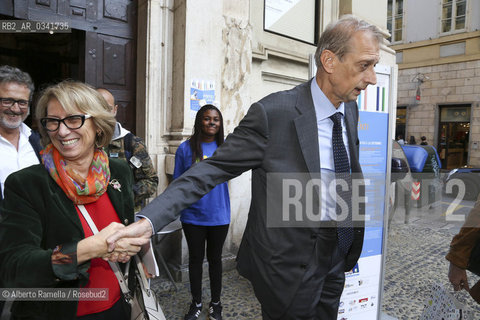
106, 218, 153, 252
448, 262, 469, 291
77, 222, 133, 264
104, 218, 152, 263
102, 237, 146, 263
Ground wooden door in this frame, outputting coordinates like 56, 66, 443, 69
85, 31, 136, 132
6, 0, 137, 132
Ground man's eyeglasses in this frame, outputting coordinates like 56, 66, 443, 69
0, 97, 30, 109
40, 114, 92, 132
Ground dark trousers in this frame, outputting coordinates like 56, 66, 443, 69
262, 229, 346, 320
182, 223, 229, 303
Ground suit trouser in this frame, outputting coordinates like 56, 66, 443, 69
262, 229, 346, 320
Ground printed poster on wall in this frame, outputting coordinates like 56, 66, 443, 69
190, 79, 215, 118
337, 65, 391, 320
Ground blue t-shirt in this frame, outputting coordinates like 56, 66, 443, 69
173, 140, 230, 226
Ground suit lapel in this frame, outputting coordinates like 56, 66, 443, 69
107, 162, 133, 225
344, 101, 361, 173
48, 178, 85, 234
51, 174, 129, 234
293, 84, 361, 175
107, 184, 127, 224
294, 80, 320, 174
292, 82, 362, 176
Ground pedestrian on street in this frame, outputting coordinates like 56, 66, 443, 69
408, 135, 416, 145
175, 104, 230, 320
106, 14, 382, 319
420, 136, 428, 145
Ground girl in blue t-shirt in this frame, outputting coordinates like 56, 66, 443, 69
174, 104, 230, 320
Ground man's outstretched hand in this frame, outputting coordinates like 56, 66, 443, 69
106, 218, 153, 255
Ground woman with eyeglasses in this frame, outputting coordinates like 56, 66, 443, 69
0, 81, 148, 319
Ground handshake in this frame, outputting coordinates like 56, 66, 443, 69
77, 219, 154, 264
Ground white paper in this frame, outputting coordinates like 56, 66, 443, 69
139, 239, 159, 277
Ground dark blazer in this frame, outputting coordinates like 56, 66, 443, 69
141, 79, 364, 317
0, 159, 134, 319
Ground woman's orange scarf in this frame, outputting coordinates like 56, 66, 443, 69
40, 144, 111, 204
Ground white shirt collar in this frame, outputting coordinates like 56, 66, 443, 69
310, 78, 345, 121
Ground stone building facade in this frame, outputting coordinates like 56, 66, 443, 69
396, 61, 480, 167
0, 0, 394, 280
389, 0, 480, 169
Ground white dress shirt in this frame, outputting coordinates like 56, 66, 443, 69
310, 79, 351, 220
0, 123, 40, 197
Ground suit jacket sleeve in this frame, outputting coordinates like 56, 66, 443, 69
141, 102, 269, 232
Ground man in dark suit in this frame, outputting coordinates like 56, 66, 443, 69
108, 15, 382, 319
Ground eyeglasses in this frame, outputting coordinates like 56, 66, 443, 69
0, 97, 30, 109
40, 114, 92, 132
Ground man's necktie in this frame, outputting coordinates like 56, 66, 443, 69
329, 112, 354, 254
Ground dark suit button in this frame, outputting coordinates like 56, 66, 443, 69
300, 264, 307, 269
124, 219, 129, 225
310, 234, 317, 239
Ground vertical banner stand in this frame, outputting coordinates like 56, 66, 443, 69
337, 65, 394, 320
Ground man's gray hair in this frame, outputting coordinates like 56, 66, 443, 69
0, 65, 35, 98
314, 15, 384, 69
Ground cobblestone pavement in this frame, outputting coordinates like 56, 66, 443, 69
383, 223, 480, 320
153, 201, 480, 319
153, 269, 261, 319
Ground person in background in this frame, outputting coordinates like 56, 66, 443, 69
107, 15, 381, 319
175, 104, 230, 320
397, 134, 405, 146
0, 64, 42, 319
420, 136, 428, 145
0, 65, 42, 202
97, 88, 158, 212
408, 135, 416, 145
447, 199, 480, 301
0, 81, 146, 319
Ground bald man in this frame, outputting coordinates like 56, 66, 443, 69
97, 88, 158, 212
